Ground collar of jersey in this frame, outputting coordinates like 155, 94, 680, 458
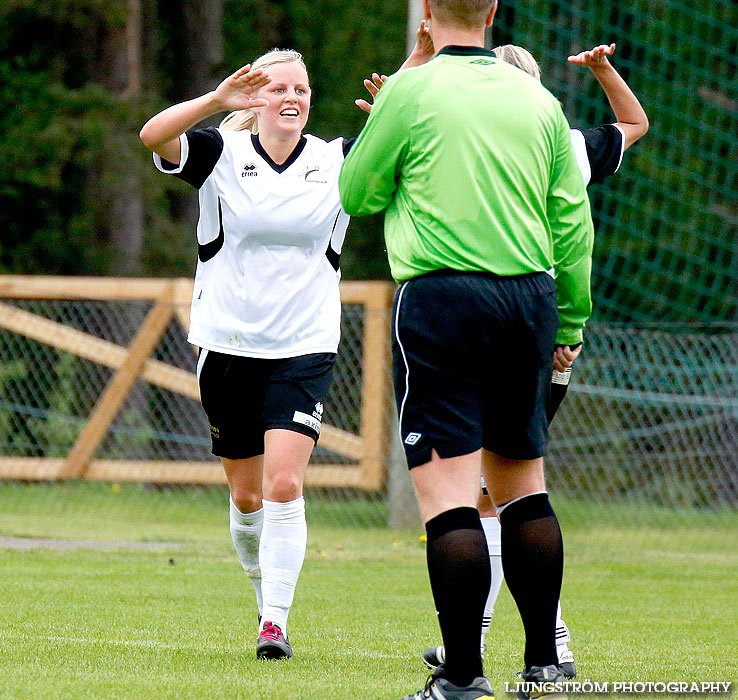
251, 134, 307, 174
437, 45, 496, 58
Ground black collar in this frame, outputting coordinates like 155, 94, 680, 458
437, 45, 496, 58
252, 134, 307, 174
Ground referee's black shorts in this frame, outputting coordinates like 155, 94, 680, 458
392, 270, 558, 468
197, 350, 335, 459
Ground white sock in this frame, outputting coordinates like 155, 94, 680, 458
229, 497, 264, 616
556, 601, 571, 651
480, 516, 504, 652
259, 497, 307, 633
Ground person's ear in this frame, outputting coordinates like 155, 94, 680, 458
485, 0, 498, 27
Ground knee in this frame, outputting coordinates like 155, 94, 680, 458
264, 471, 301, 502
230, 488, 262, 514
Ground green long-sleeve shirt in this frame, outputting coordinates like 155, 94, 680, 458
339, 46, 594, 344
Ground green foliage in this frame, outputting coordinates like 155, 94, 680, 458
24, 354, 84, 457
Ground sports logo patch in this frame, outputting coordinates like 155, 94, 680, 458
304, 166, 327, 184
293, 411, 321, 434
404, 432, 422, 445
241, 163, 258, 177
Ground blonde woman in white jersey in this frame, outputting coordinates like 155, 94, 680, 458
140, 50, 353, 660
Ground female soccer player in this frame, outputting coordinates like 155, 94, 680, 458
140, 50, 351, 660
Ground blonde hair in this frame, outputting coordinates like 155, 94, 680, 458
492, 45, 542, 82
429, 0, 496, 29
219, 49, 307, 133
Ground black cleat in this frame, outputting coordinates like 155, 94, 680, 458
256, 620, 293, 660
421, 645, 445, 670
398, 665, 495, 700
516, 665, 567, 700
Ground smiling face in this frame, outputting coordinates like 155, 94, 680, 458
255, 61, 311, 140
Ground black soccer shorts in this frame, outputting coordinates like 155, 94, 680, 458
197, 350, 336, 459
392, 270, 558, 468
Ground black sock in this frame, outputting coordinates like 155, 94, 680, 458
499, 493, 563, 670
426, 506, 490, 686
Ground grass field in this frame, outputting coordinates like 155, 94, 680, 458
0, 483, 736, 699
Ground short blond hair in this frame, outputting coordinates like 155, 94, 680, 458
492, 45, 541, 82
429, 0, 496, 29
220, 49, 307, 133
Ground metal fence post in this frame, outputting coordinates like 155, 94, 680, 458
388, 403, 422, 529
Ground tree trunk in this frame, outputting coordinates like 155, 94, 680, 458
101, 0, 145, 276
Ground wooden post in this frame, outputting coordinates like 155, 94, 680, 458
57, 284, 175, 478
358, 282, 395, 490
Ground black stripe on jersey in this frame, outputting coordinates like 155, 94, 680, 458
342, 138, 356, 156
161, 127, 224, 189
325, 211, 341, 271
252, 134, 307, 173
578, 124, 624, 184
198, 197, 225, 263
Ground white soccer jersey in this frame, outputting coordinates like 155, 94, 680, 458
154, 128, 350, 358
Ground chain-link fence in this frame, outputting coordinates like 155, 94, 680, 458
0, 281, 736, 530
0, 279, 397, 529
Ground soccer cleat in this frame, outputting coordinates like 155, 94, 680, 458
557, 649, 576, 680
398, 665, 495, 700
555, 620, 576, 679
516, 665, 567, 700
256, 620, 293, 660
421, 645, 446, 670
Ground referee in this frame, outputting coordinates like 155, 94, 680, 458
340, 1, 594, 699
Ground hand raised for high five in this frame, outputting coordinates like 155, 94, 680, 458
411, 19, 434, 64
212, 64, 272, 112
568, 43, 616, 68
355, 73, 388, 114
355, 20, 436, 115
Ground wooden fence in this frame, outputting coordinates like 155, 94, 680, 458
0, 276, 395, 490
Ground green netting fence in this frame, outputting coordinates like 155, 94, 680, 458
489, 0, 737, 323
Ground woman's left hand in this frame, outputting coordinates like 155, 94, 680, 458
568, 43, 616, 68
355, 73, 388, 114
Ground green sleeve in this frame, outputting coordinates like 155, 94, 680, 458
339, 75, 411, 216
547, 109, 595, 345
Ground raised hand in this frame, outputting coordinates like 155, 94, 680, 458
355, 73, 388, 114
212, 64, 272, 112
414, 20, 434, 61
568, 43, 616, 67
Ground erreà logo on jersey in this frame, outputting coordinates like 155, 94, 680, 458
470, 58, 494, 65
304, 166, 327, 184
241, 163, 258, 177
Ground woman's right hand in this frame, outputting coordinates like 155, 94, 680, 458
211, 65, 272, 112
